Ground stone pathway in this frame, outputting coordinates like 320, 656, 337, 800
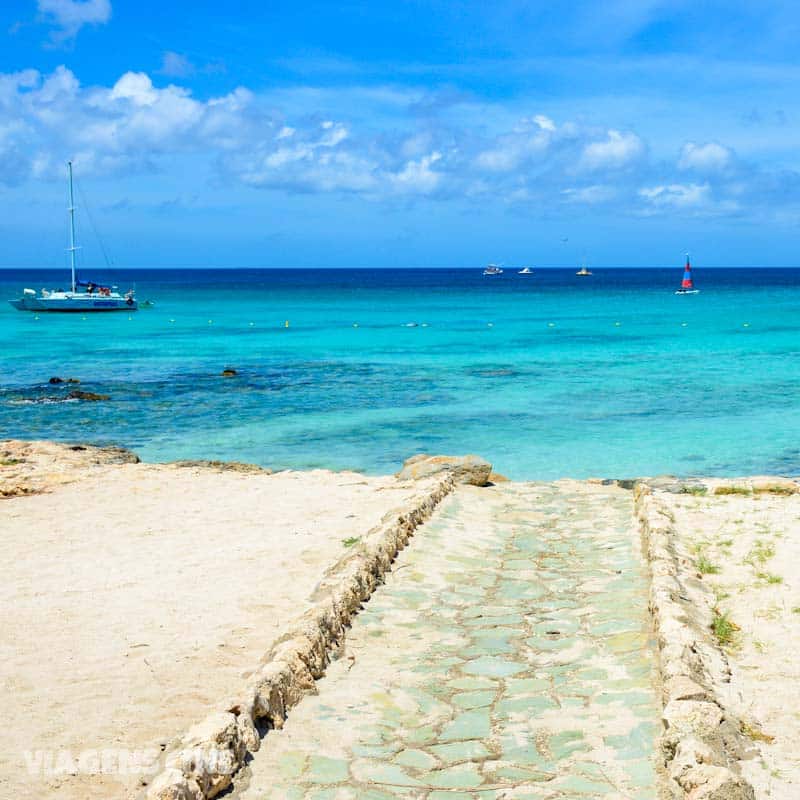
235, 482, 661, 800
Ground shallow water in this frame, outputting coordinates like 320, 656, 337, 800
2, 267, 800, 479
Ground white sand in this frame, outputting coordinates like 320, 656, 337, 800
667, 484, 800, 799
0, 453, 422, 800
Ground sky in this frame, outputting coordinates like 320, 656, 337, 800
0, 0, 799, 268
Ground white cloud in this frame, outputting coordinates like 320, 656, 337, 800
561, 185, 617, 204
639, 182, 710, 208
38, 0, 111, 43
159, 52, 195, 79
0, 65, 790, 218
581, 129, 644, 170
678, 141, 732, 171
390, 152, 442, 195
474, 115, 555, 173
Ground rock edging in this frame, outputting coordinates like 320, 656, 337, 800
144, 474, 455, 800
634, 482, 755, 800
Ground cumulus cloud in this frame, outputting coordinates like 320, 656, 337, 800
474, 115, 556, 173
38, 0, 111, 44
678, 141, 732, 172
639, 182, 711, 208
0, 65, 793, 219
580, 130, 644, 171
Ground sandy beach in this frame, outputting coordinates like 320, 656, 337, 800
3, 442, 800, 800
0, 441, 438, 800
657, 480, 800, 800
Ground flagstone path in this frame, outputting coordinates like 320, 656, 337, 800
235, 481, 661, 800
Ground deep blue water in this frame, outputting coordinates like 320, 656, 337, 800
2, 267, 800, 479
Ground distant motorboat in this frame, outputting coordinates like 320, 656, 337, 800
518, 267, 533, 274
9, 162, 137, 313
576, 265, 592, 276
483, 264, 504, 276
675, 255, 700, 295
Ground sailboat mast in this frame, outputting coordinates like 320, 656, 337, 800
67, 161, 77, 293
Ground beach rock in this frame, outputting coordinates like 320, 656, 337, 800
49, 376, 80, 384
221, 368, 238, 377
397, 454, 492, 486
679, 764, 755, 800
168, 711, 246, 798
146, 768, 204, 800
172, 459, 271, 474
751, 476, 799, 494
488, 472, 510, 483
67, 390, 109, 401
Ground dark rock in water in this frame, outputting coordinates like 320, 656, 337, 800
49, 377, 80, 384
97, 446, 140, 464
71, 445, 140, 464
49, 377, 63, 384
171, 459, 271, 474
221, 368, 238, 377
67, 390, 110, 401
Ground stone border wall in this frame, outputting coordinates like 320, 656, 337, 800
634, 483, 756, 800
145, 474, 455, 800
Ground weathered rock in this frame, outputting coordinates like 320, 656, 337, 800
172, 460, 271, 474
146, 768, 204, 800
166, 712, 245, 798
49, 376, 80, 384
679, 764, 755, 800
67, 390, 109, 401
488, 471, 509, 483
750, 476, 799, 494
664, 675, 709, 703
397, 454, 492, 486
221, 368, 237, 377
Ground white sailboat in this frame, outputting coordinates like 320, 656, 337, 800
10, 162, 137, 313
518, 267, 533, 274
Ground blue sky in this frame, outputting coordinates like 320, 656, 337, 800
0, 1, 799, 267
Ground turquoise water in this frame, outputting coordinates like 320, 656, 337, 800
2, 268, 800, 479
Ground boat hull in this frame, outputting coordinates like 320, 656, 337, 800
9, 296, 137, 312
674, 289, 699, 295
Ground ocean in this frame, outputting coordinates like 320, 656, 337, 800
2, 267, 799, 480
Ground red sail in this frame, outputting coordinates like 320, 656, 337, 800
681, 257, 693, 289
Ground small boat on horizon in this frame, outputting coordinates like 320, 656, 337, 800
483, 264, 504, 276
675, 255, 699, 295
576, 264, 592, 276
518, 267, 533, 274
10, 162, 137, 313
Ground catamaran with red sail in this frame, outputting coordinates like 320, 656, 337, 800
675, 255, 699, 295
